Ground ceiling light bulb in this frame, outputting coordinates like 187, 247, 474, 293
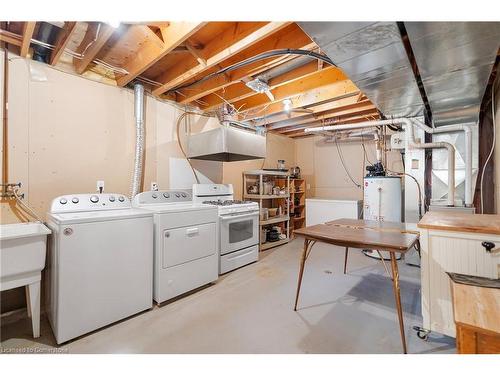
283, 98, 292, 112
107, 21, 121, 28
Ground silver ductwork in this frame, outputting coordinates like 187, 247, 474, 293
298, 22, 425, 118
187, 124, 266, 162
130, 83, 145, 197
405, 22, 500, 127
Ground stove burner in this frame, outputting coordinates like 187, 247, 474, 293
202, 200, 254, 206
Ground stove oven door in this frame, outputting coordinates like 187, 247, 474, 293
219, 211, 259, 255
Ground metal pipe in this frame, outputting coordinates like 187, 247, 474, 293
256, 56, 312, 82
406, 119, 455, 207
412, 118, 474, 207
130, 83, 145, 198
305, 117, 456, 206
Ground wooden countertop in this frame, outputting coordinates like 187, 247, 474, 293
294, 220, 419, 252
418, 211, 500, 235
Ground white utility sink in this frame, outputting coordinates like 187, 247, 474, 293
1, 222, 51, 338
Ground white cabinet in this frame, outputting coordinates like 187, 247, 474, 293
420, 228, 500, 337
305, 198, 362, 226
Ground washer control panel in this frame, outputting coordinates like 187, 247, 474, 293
50, 193, 131, 213
132, 190, 192, 205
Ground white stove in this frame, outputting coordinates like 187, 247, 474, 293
193, 184, 259, 274
132, 190, 218, 304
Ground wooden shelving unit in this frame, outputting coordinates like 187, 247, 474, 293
243, 170, 290, 251
290, 178, 306, 237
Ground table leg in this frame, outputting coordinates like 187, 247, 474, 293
390, 252, 407, 354
343, 247, 349, 274
377, 251, 392, 280
294, 238, 311, 311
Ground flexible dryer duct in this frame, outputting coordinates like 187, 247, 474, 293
130, 83, 145, 198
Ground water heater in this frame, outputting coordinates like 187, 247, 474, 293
363, 176, 402, 260
364, 176, 402, 222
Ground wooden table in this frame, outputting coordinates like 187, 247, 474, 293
293, 219, 420, 354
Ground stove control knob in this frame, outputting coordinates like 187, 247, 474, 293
59, 198, 67, 205
118, 196, 125, 202
181, 192, 187, 198
109, 196, 115, 202
175, 193, 180, 198
72, 197, 79, 204
90, 195, 99, 203
152, 193, 158, 199
163, 193, 170, 199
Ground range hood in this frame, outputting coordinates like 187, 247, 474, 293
187, 125, 266, 162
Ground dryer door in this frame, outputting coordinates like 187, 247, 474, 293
162, 223, 216, 268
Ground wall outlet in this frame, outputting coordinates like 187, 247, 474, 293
306, 183, 311, 190
96, 180, 105, 193
151, 182, 158, 191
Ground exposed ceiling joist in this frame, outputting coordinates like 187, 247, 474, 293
0, 29, 22, 46
152, 22, 291, 96
286, 115, 381, 138
277, 110, 380, 134
117, 22, 206, 87
175, 24, 315, 104
74, 23, 115, 75
50, 22, 77, 65
20, 22, 36, 57
251, 92, 362, 127
268, 100, 376, 130
240, 79, 359, 123
233, 67, 346, 113
200, 60, 328, 111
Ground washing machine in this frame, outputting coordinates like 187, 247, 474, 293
46, 193, 153, 344
132, 190, 218, 304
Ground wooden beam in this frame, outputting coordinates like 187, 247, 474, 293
269, 100, 376, 130
50, 22, 77, 65
185, 39, 207, 66
251, 92, 361, 127
175, 24, 315, 104
74, 23, 115, 75
277, 110, 380, 133
0, 29, 22, 46
152, 22, 290, 96
241, 80, 360, 121
200, 60, 327, 111
116, 22, 206, 87
285, 114, 381, 138
234, 67, 347, 113
20, 22, 36, 57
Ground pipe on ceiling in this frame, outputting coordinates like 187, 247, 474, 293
305, 118, 456, 206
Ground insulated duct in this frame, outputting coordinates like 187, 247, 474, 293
305, 118, 456, 206
298, 22, 425, 118
130, 83, 145, 197
404, 22, 500, 126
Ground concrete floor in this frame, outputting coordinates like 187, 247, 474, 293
0, 239, 456, 354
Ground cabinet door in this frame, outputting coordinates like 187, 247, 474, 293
427, 232, 500, 336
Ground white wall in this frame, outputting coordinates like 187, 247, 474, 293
0, 54, 222, 223
294, 135, 404, 200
